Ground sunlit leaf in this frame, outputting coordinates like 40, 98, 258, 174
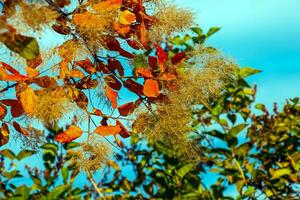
143, 79, 160, 97
54, 125, 83, 143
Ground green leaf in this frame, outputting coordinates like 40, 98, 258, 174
177, 163, 195, 179
0, 33, 40, 60
41, 143, 58, 153
235, 179, 245, 194
191, 27, 203, 36
61, 167, 69, 184
0, 149, 15, 160
239, 67, 261, 78
243, 186, 256, 196
230, 124, 247, 136
206, 27, 221, 37
49, 185, 71, 199
271, 168, 291, 180
63, 142, 80, 150
16, 150, 35, 161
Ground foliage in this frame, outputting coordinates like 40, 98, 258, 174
0, 0, 299, 199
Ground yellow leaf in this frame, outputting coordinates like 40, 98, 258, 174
119, 10, 136, 25
20, 87, 37, 115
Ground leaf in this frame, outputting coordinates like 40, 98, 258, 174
74, 58, 94, 73
105, 75, 122, 90
94, 125, 122, 136
143, 79, 160, 97
156, 45, 167, 72
0, 123, 9, 146
271, 168, 291, 180
135, 67, 153, 78
31, 76, 58, 88
118, 99, 142, 116
20, 87, 37, 115
0, 149, 15, 160
230, 124, 247, 136
177, 163, 195, 179
74, 91, 88, 110
206, 27, 221, 37
148, 56, 158, 71
54, 125, 83, 143
0, 33, 40, 60
116, 120, 131, 138
12, 122, 30, 136
69, 69, 85, 79
235, 179, 245, 194
119, 10, 136, 25
106, 86, 118, 108
0, 99, 24, 117
0, 103, 7, 120
61, 167, 69, 184
124, 78, 144, 96
191, 27, 203, 36
239, 67, 261, 78
16, 150, 35, 161
171, 52, 186, 65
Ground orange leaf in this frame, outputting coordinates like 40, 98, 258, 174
54, 125, 83, 143
143, 79, 159, 97
25, 67, 39, 78
113, 21, 131, 35
0, 103, 7, 120
140, 18, 147, 45
69, 69, 85, 79
160, 73, 177, 81
0, 123, 9, 146
94, 125, 122, 136
135, 67, 153, 78
0, 99, 25, 118
119, 10, 136, 25
106, 86, 118, 108
12, 122, 30, 136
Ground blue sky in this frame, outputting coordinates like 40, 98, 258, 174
177, 0, 300, 108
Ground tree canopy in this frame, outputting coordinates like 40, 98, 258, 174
0, 0, 299, 199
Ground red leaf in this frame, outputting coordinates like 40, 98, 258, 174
155, 45, 168, 72
116, 120, 131, 138
143, 79, 160, 97
12, 122, 29, 136
148, 56, 158, 71
118, 98, 142, 116
74, 58, 94, 73
93, 109, 103, 116
171, 52, 186, 65
126, 40, 141, 50
94, 125, 122, 136
0, 99, 24, 118
31, 76, 57, 88
106, 86, 118, 108
124, 78, 144, 96
105, 75, 122, 90
54, 125, 83, 143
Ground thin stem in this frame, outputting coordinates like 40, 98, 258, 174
86, 170, 103, 198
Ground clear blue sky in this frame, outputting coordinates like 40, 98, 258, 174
177, 0, 300, 108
